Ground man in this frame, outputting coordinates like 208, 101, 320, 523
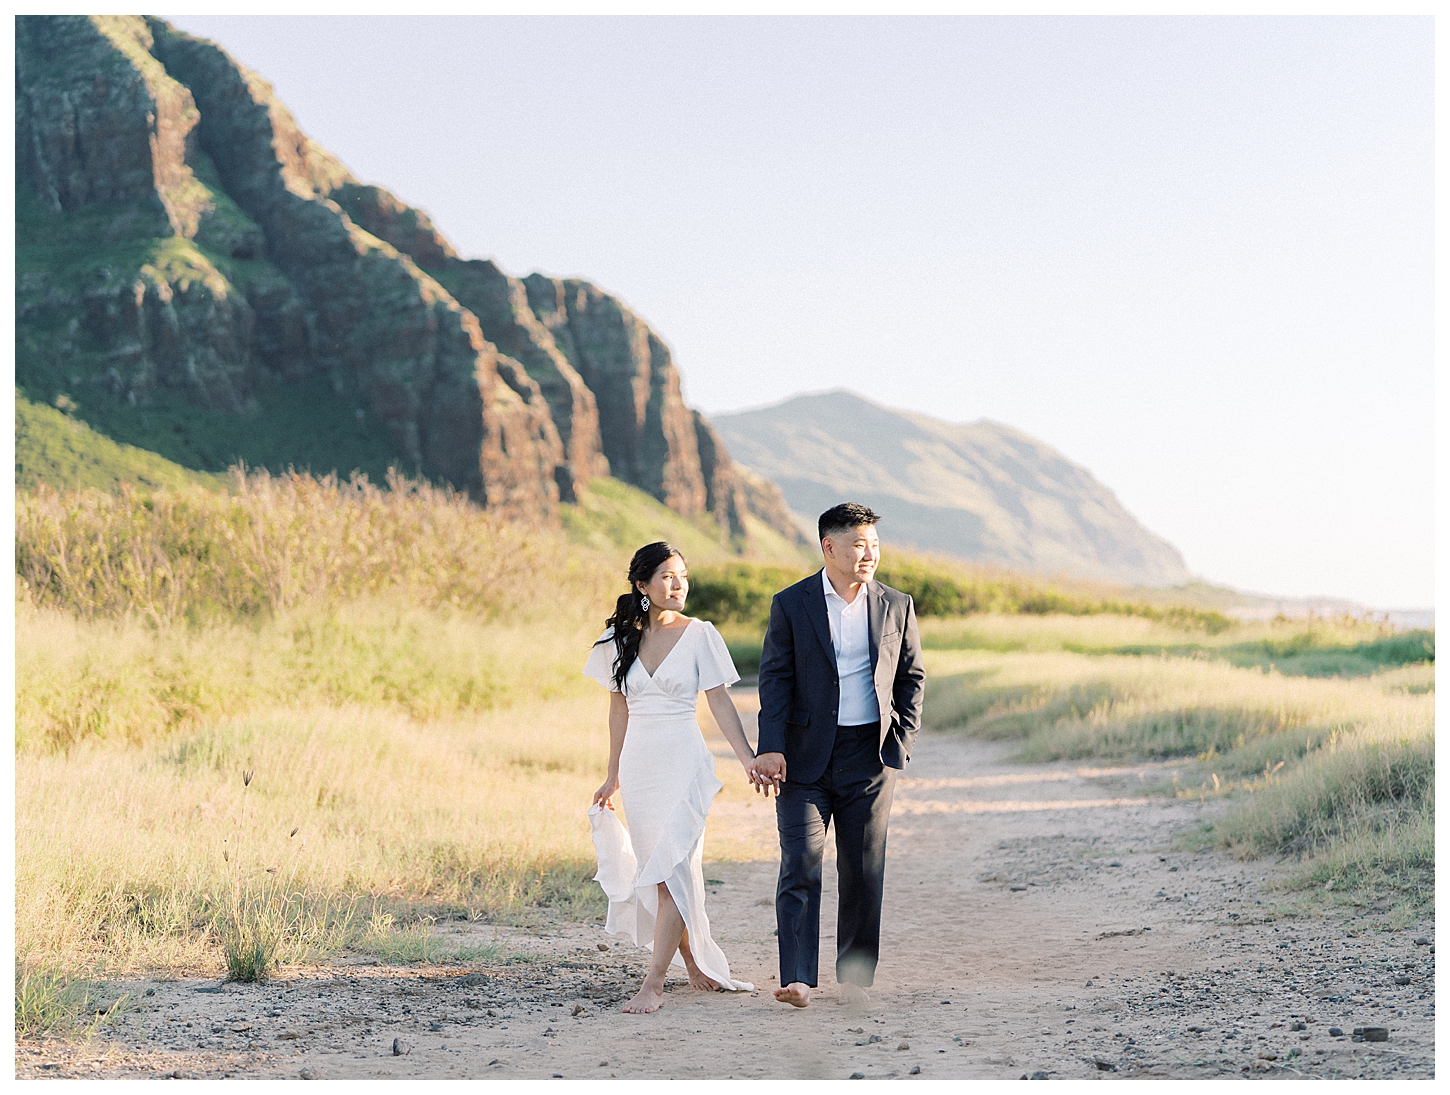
753, 502, 926, 1008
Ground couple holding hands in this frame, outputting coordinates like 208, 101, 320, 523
585, 502, 925, 1014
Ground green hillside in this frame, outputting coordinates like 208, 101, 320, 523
16, 392, 215, 493
562, 477, 816, 568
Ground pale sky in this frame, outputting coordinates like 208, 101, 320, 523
165, 15, 1433, 608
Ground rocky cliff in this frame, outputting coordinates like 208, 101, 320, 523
14, 14, 799, 545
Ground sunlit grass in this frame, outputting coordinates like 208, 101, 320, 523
922, 633, 1434, 908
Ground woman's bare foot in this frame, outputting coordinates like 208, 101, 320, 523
622, 979, 665, 1013
677, 934, 721, 991
774, 982, 811, 1008
686, 966, 720, 992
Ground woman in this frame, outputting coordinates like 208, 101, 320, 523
585, 541, 760, 1013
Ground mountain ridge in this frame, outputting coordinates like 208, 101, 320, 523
14, 14, 803, 550
712, 389, 1192, 587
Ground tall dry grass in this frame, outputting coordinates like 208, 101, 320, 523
15, 466, 601, 625
924, 635, 1434, 906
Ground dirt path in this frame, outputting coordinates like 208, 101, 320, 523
20, 693, 1435, 1080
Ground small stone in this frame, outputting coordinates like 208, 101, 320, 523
1394, 975, 1412, 985
1010, 886, 1028, 892
897, 1042, 910, 1050
429, 1022, 444, 1031
392, 1038, 411, 1056
1355, 1027, 1389, 1042
299, 1068, 323, 1080
231, 1023, 252, 1033
1328, 1027, 1343, 1037
1257, 1052, 1277, 1061
1290, 1022, 1306, 1031
850, 1073, 865, 1080
597, 943, 609, 951
1031, 1070, 1050, 1080
909, 1065, 921, 1075
1108, 861, 1122, 868
1414, 937, 1429, 946
572, 1004, 585, 1016
1094, 1059, 1117, 1072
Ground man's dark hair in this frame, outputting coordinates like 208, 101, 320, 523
818, 502, 881, 543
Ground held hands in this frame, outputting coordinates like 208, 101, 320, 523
749, 752, 787, 796
592, 772, 620, 810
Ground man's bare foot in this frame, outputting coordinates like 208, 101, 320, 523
621, 981, 665, 1013
774, 982, 811, 1008
838, 983, 869, 1007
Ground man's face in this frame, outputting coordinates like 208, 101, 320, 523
823, 524, 880, 584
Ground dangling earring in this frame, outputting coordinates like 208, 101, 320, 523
640, 594, 651, 612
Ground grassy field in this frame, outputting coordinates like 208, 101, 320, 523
14, 471, 1434, 1036
923, 615, 1434, 917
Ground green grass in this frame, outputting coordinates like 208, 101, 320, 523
919, 613, 1431, 679
16, 392, 216, 493
561, 476, 748, 564
14, 963, 129, 1039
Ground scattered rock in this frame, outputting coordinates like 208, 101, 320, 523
597, 943, 610, 951
897, 1042, 910, 1050
572, 1004, 586, 1016
1094, 1059, 1117, 1072
457, 973, 487, 987
1414, 937, 1429, 946
1290, 1022, 1306, 1031
1010, 886, 1028, 892
299, 1067, 323, 1080
1394, 975, 1412, 985
392, 1038, 411, 1056
1328, 1027, 1343, 1037
909, 1065, 921, 1075
1187, 1025, 1209, 1033
850, 1073, 865, 1080
1353, 1027, 1388, 1043
230, 1023, 252, 1033
1257, 1052, 1277, 1061
1030, 1070, 1050, 1080
428, 1022, 444, 1032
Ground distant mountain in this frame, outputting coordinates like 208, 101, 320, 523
712, 390, 1192, 587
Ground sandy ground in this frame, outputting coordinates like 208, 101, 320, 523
19, 692, 1435, 1080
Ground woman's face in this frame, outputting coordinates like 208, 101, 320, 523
638, 554, 688, 612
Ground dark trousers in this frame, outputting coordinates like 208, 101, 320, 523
774, 722, 897, 988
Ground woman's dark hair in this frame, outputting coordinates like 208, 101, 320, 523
595, 541, 684, 692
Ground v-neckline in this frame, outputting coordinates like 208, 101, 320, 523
637, 618, 695, 680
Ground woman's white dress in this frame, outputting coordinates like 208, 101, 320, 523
583, 618, 753, 992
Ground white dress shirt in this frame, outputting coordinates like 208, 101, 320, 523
822, 568, 880, 726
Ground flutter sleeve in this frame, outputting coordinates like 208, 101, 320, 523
583, 629, 621, 691
696, 621, 742, 692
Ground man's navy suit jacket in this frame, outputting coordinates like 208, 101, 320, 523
756, 571, 926, 786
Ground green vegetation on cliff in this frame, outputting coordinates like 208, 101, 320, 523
16, 393, 212, 493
